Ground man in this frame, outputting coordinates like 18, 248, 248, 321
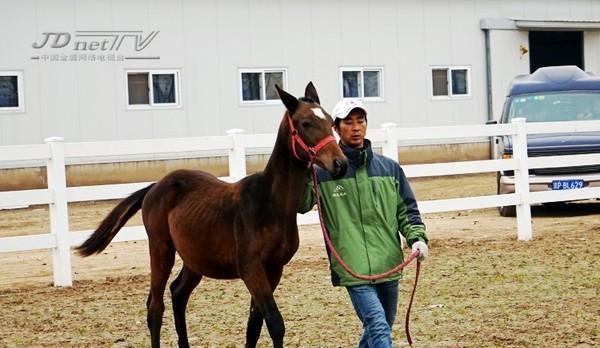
298, 99, 429, 347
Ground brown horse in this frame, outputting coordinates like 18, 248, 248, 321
77, 82, 347, 348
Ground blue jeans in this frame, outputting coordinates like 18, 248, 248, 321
346, 280, 399, 348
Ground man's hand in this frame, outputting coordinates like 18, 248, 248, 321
411, 241, 429, 262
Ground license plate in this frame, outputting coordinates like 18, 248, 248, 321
551, 180, 584, 190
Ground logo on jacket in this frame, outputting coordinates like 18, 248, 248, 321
332, 184, 347, 198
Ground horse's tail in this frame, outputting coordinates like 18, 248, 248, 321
76, 183, 155, 256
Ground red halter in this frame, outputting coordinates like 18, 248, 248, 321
287, 114, 336, 162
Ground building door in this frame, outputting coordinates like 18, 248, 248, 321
529, 31, 583, 73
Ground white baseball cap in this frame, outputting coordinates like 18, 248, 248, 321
332, 99, 367, 123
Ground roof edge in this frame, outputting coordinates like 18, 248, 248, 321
481, 18, 600, 31
480, 18, 517, 30
515, 19, 600, 30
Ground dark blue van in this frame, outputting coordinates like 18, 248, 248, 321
489, 65, 600, 216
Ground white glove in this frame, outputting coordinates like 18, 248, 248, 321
411, 241, 429, 262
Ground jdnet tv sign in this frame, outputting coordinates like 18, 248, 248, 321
31, 30, 160, 62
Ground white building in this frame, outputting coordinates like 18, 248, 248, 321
1, 0, 599, 146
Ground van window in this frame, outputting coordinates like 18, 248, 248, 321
507, 92, 600, 123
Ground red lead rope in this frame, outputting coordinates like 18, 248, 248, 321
311, 165, 422, 346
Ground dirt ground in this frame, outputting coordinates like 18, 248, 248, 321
1, 173, 598, 347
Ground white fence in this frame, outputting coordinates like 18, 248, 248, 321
1, 118, 600, 287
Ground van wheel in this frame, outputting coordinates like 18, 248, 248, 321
497, 172, 516, 217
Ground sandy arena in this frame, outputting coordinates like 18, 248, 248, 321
1, 174, 598, 347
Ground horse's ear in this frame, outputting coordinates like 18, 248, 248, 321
304, 81, 320, 105
276, 84, 299, 114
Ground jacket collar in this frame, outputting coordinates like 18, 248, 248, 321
340, 139, 373, 168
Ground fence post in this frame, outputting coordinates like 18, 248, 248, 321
45, 136, 73, 287
511, 118, 533, 241
381, 123, 399, 162
381, 122, 401, 247
227, 129, 246, 180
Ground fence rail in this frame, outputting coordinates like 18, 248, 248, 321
1, 118, 600, 286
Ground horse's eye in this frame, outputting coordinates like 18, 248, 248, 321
301, 121, 312, 129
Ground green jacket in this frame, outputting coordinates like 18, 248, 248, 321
298, 139, 428, 286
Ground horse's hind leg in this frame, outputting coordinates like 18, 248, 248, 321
245, 268, 283, 348
146, 239, 176, 348
170, 265, 202, 348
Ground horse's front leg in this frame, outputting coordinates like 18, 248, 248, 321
246, 299, 264, 347
240, 264, 285, 348
245, 268, 283, 347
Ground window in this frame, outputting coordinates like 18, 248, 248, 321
431, 66, 470, 98
340, 67, 383, 99
126, 70, 180, 109
239, 69, 286, 103
508, 92, 600, 123
0, 71, 24, 112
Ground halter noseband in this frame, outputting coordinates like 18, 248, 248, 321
287, 114, 336, 163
